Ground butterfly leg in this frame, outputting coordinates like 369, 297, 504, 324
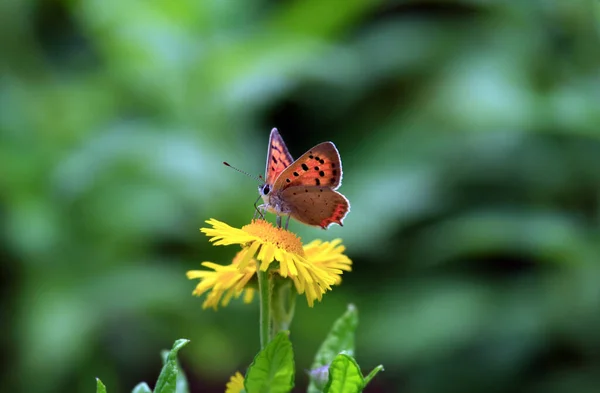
253, 195, 265, 220
255, 208, 266, 221
253, 207, 263, 220
284, 215, 290, 230
276, 215, 282, 228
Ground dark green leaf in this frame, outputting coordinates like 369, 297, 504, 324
245, 331, 294, 393
132, 383, 152, 393
161, 349, 190, 393
154, 339, 190, 393
323, 354, 364, 393
96, 378, 107, 393
308, 305, 358, 393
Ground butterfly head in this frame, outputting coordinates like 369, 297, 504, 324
259, 183, 271, 196
258, 182, 273, 205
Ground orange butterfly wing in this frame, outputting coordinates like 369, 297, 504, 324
280, 186, 350, 228
273, 142, 343, 191
265, 128, 294, 186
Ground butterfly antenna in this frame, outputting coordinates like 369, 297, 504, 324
223, 162, 263, 183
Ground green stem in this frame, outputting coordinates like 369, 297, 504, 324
257, 269, 271, 349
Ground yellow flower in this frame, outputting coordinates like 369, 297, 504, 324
225, 371, 244, 393
187, 219, 352, 308
186, 250, 256, 310
298, 239, 352, 297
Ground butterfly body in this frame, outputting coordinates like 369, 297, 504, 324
258, 128, 350, 229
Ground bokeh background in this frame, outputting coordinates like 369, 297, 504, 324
2, 0, 600, 392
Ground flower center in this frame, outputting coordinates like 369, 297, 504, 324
242, 220, 305, 257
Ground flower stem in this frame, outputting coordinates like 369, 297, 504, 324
257, 268, 271, 349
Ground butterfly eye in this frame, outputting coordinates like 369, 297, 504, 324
262, 185, 270, 195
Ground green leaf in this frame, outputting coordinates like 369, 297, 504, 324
323, 354, 364, 393
96, 378, 107, 393
161, 349, 190, 393
308, 305, 358, 393
245, 331, 294, 393
132, 383, 152, 393
363, 365, 384, 386
154, 339, 190, 393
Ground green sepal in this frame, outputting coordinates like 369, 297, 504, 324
245, 331, 295, 393
363, 365, 384, 386
96, 378, 107, 393
132, 383, 152, 393
308, 305, 358, 393
323, 354, 364, 393
154, 339, 190, 393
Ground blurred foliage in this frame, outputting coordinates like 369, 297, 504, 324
1, 0, 600, 392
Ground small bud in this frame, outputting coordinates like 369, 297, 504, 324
308, 364, 330, 390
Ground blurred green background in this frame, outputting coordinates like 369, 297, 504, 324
2, 0, 600, 392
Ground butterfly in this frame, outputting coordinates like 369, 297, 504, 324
257, 128, 350, 229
